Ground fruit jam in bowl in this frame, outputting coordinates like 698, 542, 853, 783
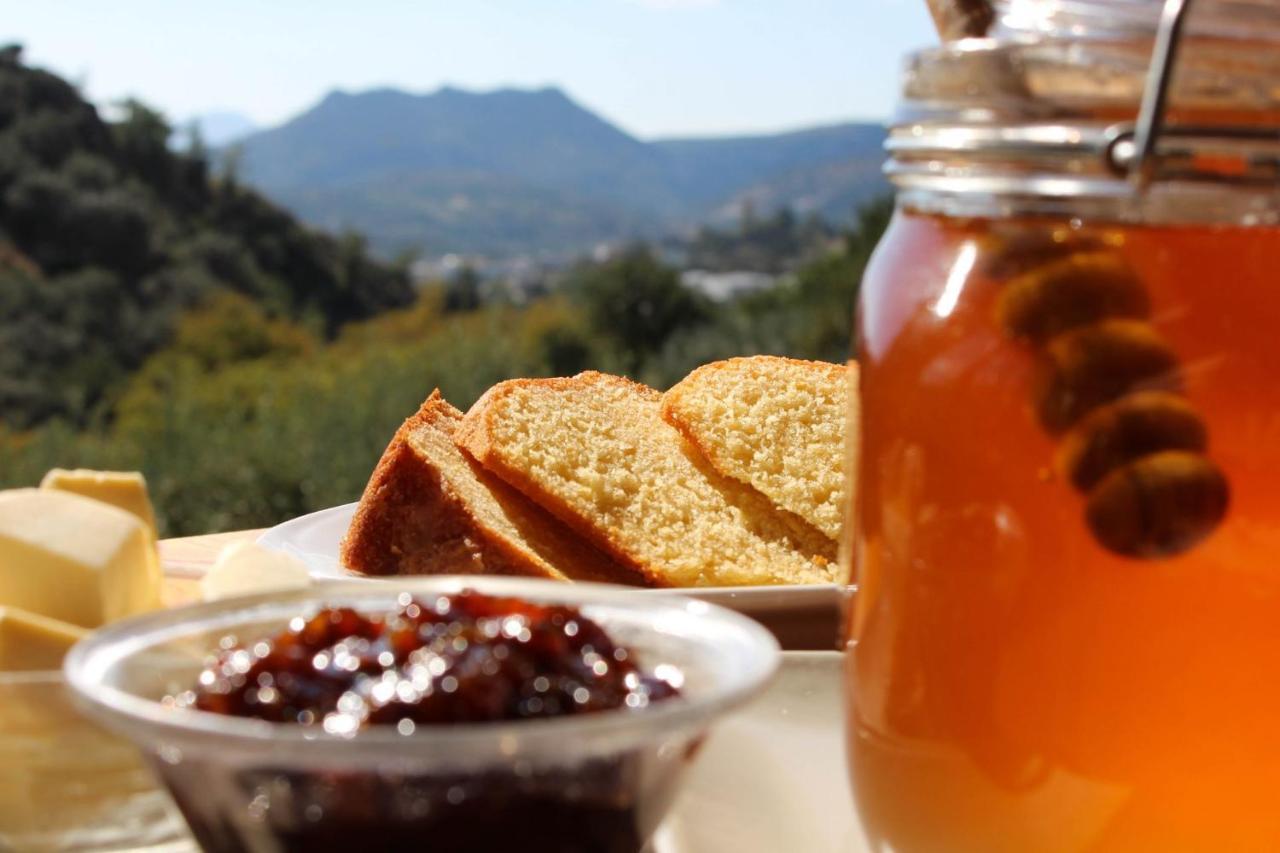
65, 577, 779, 853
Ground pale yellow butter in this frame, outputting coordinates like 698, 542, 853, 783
0, 489, 161, 628
0, 605, 88, 670
40, 468, 158, 539
201, 541, 311, 601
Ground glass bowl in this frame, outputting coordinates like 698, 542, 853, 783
65, 576, 780, 852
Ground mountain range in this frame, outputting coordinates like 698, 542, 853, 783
231, 86, 887, 258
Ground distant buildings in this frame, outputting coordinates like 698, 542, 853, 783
679, 270, 777, 302
411, 231, 787, 306
411, 253, 560, 303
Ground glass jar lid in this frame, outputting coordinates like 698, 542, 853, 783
890, 0, 1280, 223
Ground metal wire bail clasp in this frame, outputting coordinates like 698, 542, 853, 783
1104, 0, 1197, 192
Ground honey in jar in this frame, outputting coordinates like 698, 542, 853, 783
845, 2, 1280, 850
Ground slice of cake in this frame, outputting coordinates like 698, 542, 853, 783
455, 372, 836, 587
340, 391, 641, 584
661, 356, 854, 543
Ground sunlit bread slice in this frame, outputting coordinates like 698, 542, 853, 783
341, 391, 641, 584
455, 372, 836, 587
661, 356, 854, 543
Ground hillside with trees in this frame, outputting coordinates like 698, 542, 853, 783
0, 47, 891, 536
0, 44, 414, 430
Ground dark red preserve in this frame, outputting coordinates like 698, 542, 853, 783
177, 589, 679, 730
159, 591, 693, 853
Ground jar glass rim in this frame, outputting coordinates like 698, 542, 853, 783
886, 1, 1280, 221
990, 0, 1280, 42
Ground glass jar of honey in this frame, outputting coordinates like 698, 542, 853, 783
845, 1, 1280, 849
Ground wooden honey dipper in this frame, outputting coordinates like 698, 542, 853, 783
924, 0, 995, 39
983, 228, 1229, 559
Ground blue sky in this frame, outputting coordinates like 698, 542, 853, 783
1, 0, 935, 139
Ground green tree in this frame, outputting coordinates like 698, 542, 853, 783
0, 50, 414, 430
443, 266, 483, 313
567, 246, 710, 375
641, 195, 893, 387
111, 99, 173, 190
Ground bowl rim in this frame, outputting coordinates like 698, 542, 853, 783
64, 576, 781, 757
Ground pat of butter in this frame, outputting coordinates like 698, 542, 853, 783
0, 489, 161, 628
0, 606, 88, 671
201, 541, 311, 601
40, 468, 158, 539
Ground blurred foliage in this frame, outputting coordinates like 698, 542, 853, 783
563, 245, 711, 375
0, 44, 893, 536
0, 289, 620, 535
685, 205, 836, 274
442, 266, 484, 314
641, 196, 890, 386
0, 45, 413, 429
1, 198, 889, 536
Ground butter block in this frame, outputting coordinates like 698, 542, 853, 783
201, 541, 311, 601
40, 468, 158, 539
0, 606, 88, 670
0, 489, 161, 628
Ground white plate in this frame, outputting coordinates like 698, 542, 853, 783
655, 652, 866, 852
257, 504, 845, 650
256, 501, 361, 579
